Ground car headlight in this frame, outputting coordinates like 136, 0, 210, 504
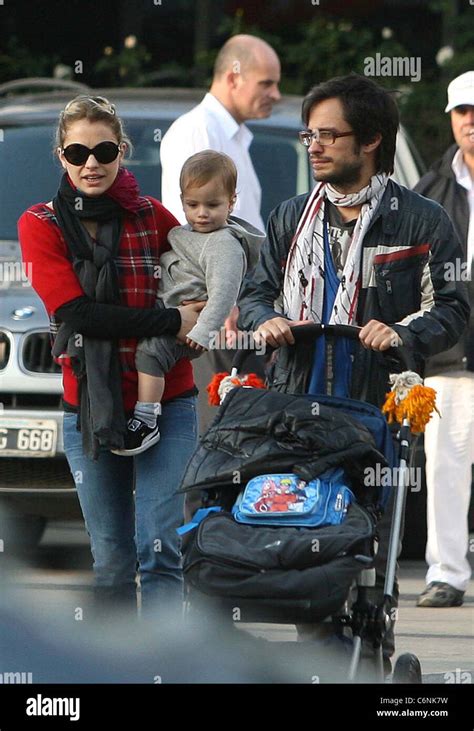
0, 331, 11, 370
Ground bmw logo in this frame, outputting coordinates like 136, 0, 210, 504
12, 306, 36, 320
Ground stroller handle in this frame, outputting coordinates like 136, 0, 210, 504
289, 323, 361, 341
231, 322, 418, 374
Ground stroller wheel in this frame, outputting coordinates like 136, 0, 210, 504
393, 653, 422, 684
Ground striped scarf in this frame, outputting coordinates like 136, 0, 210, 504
283, 173, 388, 324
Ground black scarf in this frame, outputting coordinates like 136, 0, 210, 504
52, 173, 127, 460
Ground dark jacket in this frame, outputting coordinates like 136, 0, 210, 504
238, 179, 470, 407
414, 144, 474, 375
179, 387, 387, 494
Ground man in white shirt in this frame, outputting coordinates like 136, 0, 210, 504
414, 71, 474, 607
160, 35, 281, 433
160, 34, 281, 230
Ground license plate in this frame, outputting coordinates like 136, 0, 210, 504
0, 418, 58, 457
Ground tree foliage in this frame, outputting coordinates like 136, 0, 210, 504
1, 1, 473, 164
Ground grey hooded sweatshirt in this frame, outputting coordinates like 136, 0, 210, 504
158, 216, 265, 349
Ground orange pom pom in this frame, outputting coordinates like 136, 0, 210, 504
382, 380, 440, 433
382, 390, 398, 424
399, 384, 440, 433
242, 373, 266, 390
207, 372, 231, 406
206, 371, 266, 405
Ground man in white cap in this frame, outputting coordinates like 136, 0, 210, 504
414, 71, 474, 607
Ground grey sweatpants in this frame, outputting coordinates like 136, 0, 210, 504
136, 334, 202, 377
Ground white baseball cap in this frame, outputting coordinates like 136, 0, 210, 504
445, 71, 474, 112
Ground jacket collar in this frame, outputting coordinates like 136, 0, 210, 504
365, 178, 401, 236
428, 143, 459, 180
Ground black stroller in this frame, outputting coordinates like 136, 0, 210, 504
178, 324, 424, 683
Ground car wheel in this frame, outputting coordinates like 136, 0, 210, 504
393, 653, 422, 684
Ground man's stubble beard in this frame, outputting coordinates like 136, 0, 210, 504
313, 158, 364, 189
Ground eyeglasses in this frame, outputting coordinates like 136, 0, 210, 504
61, 141, 121, 165
299, 129, 355, 147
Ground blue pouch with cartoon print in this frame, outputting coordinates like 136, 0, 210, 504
232, 468, 354, 527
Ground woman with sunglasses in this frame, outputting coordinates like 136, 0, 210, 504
18, 95, 203, 620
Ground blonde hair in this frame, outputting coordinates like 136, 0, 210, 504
54, 95, 133, 155
180, 150, 237, 198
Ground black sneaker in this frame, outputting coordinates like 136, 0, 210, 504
416, 581, 464, 608
111, 418, 160, 456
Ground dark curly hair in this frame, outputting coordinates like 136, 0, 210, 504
302, 73, 399, 175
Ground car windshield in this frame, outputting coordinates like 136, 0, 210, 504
0, 125, 61, 240
249, 127, 311, 214
0, 119, 311, 241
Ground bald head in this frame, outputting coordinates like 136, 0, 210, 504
213, 34, 279, 78
211, 34, 281, 123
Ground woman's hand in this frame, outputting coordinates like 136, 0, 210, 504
176, 300, 206, 342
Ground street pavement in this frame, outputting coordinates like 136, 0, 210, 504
3, 521, 473, 684
239, 558, 473, 683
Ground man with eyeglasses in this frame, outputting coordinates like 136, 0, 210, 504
238, 74, 469, 669
414, 71, 474, 609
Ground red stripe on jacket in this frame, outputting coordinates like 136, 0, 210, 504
373, 243, 430, 265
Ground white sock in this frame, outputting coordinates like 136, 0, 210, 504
134, 401, 162, 428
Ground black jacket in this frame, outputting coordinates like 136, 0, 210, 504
238, 179, 470, 407
414, 144, 474, 375
179, 387, 387, 495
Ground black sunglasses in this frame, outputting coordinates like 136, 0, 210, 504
61, 141, 121, 165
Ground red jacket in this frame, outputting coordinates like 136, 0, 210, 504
18, 196, 195, 411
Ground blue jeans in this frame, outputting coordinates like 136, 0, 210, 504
63, 396, 198, 616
